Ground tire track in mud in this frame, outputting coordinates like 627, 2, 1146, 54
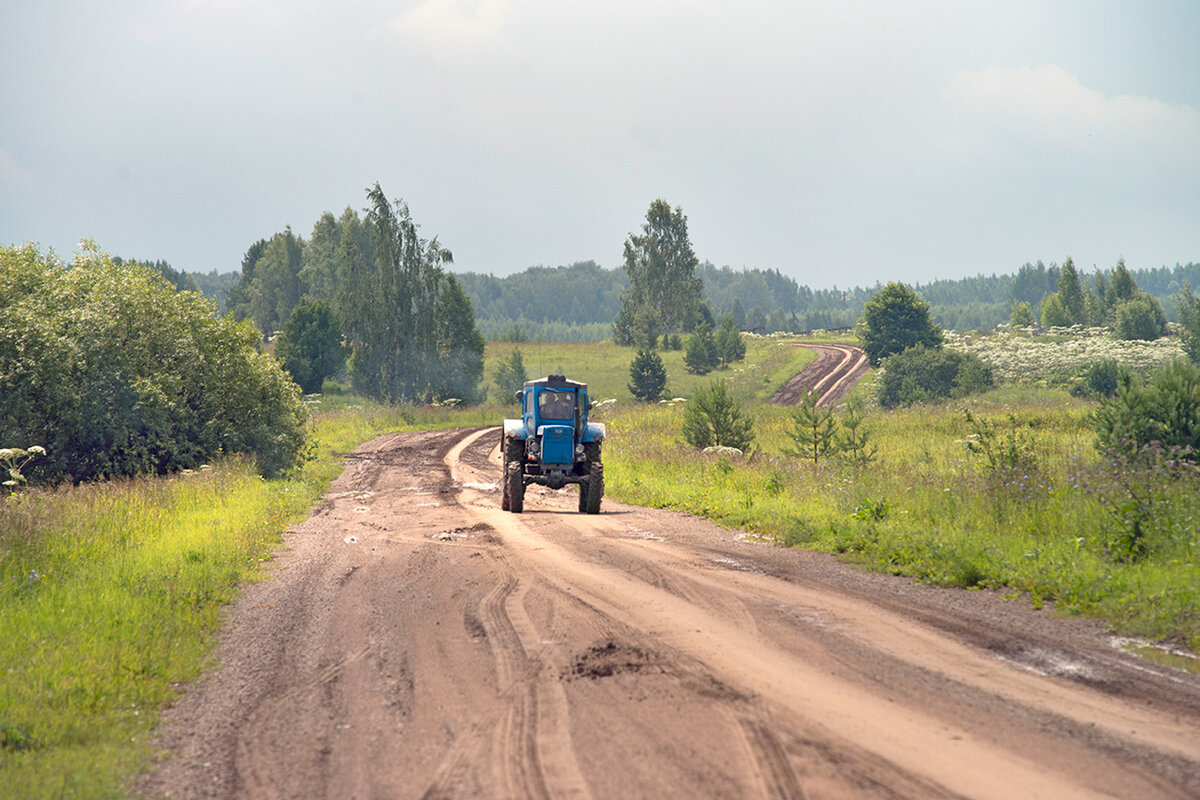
770, 343, 869, 407
140, 424, 1200, 800
450, 427, 1200, 800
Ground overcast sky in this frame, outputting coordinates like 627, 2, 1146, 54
2, 1, 1198, 288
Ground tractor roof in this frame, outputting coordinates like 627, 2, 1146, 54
524, 374, 587, 391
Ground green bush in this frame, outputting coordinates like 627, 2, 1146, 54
1072, 359, 1125, 399
493, 347, 528, 403
276, 298, 346, 393
1112, 292, 1168, 341
1094, 359, 1200, 464
683, 322, 719, 374
876, 345, 994, 408
0, 243, 308, 482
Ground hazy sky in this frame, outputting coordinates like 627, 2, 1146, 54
2, 1, 1198, 288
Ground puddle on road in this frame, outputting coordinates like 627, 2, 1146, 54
1113, 637, 1200, 675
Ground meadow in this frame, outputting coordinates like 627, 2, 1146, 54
3, 328, 1200, 797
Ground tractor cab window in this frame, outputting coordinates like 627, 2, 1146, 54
538, 390, 575, 420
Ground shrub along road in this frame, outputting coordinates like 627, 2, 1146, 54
138, 421, 1200, 799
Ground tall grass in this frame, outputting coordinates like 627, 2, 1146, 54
0, 404, 457, 797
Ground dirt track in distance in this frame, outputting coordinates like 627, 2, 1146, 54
138, 419, 1200, 799
770, 343, 869, 407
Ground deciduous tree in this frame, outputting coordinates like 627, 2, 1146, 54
613, 199, 705, 344
857, 282, 943, 366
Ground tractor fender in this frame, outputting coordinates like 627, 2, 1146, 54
581, 422, 606, 443
503, 419, 529, 440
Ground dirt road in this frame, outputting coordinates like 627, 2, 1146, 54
770, 343, 869, 408
139, 423, 1200, 799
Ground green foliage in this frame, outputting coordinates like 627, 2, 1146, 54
493, 323, 529, 342
1112, 292, 1168, 341
338, 184, 484, 404
1177, 283, 1200, 362
430, 276, 487, 403
1056, 257, 1086, 325
1009, 299, 1036, 328
683, 322, 719, 374
857, 282, 944, 367
628, 349, 668, 402
962, 409, 1040, 489
614, 199, 705, 344
493, 348, 528, 403
0, 243, 308, 482
228, 228, 305, 334
1072, 359, 1125, 399
681, 378, 755, 451
783, 390, 836, 465
1094, 359, 1200, 464
715, 314, 746, 366
276, 298, 346, 394
1038, 291, 1070, 327
876, 345, 994, 408
837, 401, 877, 467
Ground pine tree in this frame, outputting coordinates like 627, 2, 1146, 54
715, 314, 746, 366
681, 378, 755, 451
628, 349, 667, 402
783, 389, 837, 465
684, 322, 719, 374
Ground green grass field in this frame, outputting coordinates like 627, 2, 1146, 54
3, 330, 1199, 797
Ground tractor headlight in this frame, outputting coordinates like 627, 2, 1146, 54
575, 444, 584, 456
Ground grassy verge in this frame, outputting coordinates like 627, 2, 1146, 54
603, 381, 1200, 651
0, 404, 445, 798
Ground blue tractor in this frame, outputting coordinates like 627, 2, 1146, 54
502, 374, 606, 513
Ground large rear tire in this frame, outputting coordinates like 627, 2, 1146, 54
584, 461, 603, 514
506, 461, 525, 513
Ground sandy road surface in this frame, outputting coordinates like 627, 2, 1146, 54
139, 424, 1200, 799
770, 344, 869, 408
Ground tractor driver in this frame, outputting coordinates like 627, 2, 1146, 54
538, 390, 575, 420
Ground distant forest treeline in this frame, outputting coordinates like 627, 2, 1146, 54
161, 243, 1199, 341
456, 259, 1200, 340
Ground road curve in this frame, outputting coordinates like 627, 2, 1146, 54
139, 426, 1200, 800
770, 343, 869, 407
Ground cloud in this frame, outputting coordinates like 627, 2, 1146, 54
948, 65, 1200, 160
388, 0, 511, 52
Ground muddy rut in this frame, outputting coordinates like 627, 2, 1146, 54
770, 343, 869, 408
138, 422, 1200, 799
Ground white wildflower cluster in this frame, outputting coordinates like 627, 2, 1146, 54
945, 327, 1184, 383
1, 445, 46, 488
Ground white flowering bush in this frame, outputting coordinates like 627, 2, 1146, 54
945, 325, 1184, 385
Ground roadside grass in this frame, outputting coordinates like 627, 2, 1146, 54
0, 404, 480, 798
603, 382, 1200, 652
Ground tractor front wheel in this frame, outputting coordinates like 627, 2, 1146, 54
506, 461, 525, 513
583, 461, 603, 514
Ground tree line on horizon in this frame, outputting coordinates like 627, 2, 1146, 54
181, 253, 1200, 343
